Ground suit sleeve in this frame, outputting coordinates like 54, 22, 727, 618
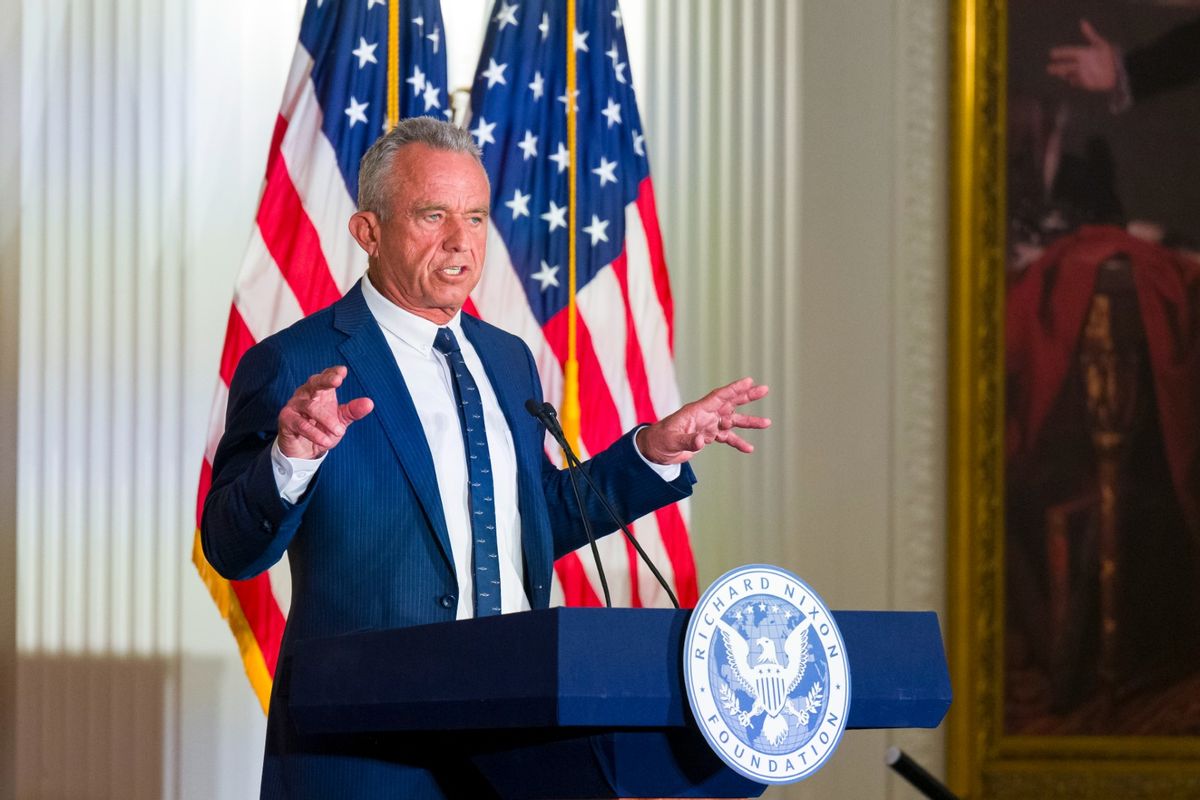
522, 349, 697, 560
1126, 17, 1200, 102
200, 339, 319, 580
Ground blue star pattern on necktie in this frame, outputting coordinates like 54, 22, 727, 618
433, 327, 502, 616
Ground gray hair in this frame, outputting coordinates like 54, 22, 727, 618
356, 116, 484, 219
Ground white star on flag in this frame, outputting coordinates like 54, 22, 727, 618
352, 37, 378, 68
406, 65, 426, 96
528, 71, 545, 100
422, 82, 441, 110
471, 117, 496, 147
540, 200, 567, 231
412, 14, 424, 27
632, 130, 645, 157
583, 214, 609, 245
517, 130, 538, 160
592, 156, 617, 186
459, 0, 700, 615
549, 142, 570, 173
344, 96, 369, 127
367, 0, 385, 9
601, 98, 622, 128
505, 188, 531, 219
426, 25, 440, 53
494, 1, 519, 30
481, 58, 508, 88
531, 260, 560, 290
612, 7, 623, 28
557, 89, 579, 113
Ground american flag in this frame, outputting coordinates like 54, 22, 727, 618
191, 0, 449, 712
465, 0, 697, 609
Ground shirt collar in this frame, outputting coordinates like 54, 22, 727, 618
360, 274, 463, 357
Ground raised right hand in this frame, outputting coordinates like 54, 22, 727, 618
277, 366, 374, 459
1047, 19, 1119, 93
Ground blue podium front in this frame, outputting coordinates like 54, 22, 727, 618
287, 607, 950, 798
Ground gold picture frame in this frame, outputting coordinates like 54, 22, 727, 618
947, 0, 1200, 796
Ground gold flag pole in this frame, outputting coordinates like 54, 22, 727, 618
386, 0, 400, 129
563, 0, 582, 452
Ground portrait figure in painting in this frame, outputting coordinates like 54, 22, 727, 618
1003, 0, 1200, 735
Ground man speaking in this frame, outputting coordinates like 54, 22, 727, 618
201, 117, 769, 798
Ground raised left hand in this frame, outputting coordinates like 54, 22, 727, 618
637, 377, 771, 465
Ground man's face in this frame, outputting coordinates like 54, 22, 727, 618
351, 144, 490, 324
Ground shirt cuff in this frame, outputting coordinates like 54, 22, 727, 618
632, 424, 681, 482
271, 438, 326, 504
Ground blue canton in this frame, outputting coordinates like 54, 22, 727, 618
299, 0, 450, 203
468, 0, 651, 325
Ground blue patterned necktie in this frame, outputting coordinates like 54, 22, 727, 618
433, 327, 501, 617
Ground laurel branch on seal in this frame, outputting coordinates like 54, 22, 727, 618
719, 680, 754, 728
795, 682, 823, 726
720, 679, 825, 730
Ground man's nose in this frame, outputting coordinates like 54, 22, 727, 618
443, 217, 469, 251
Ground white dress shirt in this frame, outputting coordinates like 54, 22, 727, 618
271, 276, 678, 618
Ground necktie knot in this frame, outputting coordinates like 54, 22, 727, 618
433, 327, 461, 356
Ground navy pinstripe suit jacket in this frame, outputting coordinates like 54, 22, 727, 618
201, 282, 696, 798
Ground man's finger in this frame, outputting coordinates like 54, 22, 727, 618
305, 365, 348, 393
285, 403, 345, 438
290, 415, 340, 450
708, 378, 768, 408
1080, 18, 1103, 45
1047, 61, 1079, 78
698, 376, 753, 404
717, 431, 755, 454
339, 396, 375, 424
1048, 46, 1085, 62
739, 384, 769, 404
731, 413, 772, 429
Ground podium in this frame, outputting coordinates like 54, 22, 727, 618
287, 608, 950, 799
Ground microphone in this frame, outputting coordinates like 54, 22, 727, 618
884, 747, 959, 800
525, 399, 611, 607
526, 399, 680, 609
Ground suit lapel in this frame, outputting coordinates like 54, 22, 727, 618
334, 285, 455, 572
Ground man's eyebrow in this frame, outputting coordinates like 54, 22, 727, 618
410, 203, 489, 216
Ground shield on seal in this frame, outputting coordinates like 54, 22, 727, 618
755, 662, 787, 716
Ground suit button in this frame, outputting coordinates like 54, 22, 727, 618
439, 594, 456, 609
260, 519, 273, 533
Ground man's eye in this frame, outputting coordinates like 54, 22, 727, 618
469, 216, 484, 226
426, 212, 443, 222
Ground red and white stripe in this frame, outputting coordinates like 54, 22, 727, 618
193, 44, 367, 705
474, 177, 697, 609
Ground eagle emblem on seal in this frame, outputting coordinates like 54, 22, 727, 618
716, 618, 818, 745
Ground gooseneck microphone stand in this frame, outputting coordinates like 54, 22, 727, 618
525, 399, 679, 609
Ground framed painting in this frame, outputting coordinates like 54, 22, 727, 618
948, 0, 1200, 796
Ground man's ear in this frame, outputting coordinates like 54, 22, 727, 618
348, 211, 380, 255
